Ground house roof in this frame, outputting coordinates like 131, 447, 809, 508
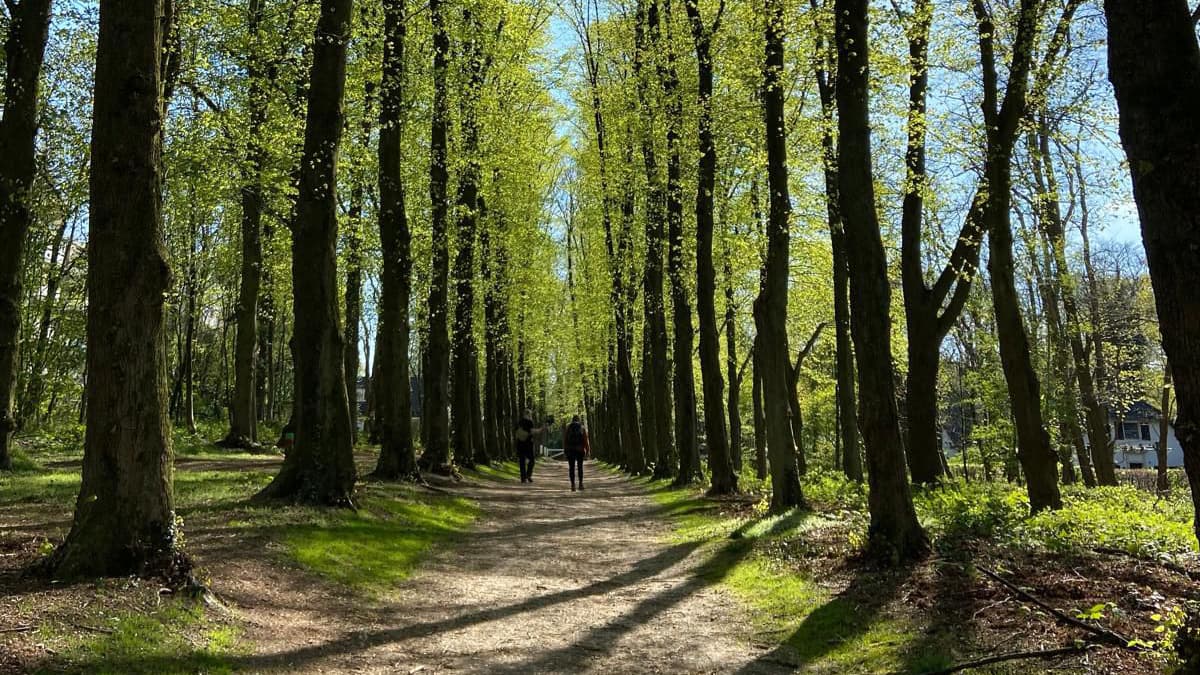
1114, 400, 1161, 420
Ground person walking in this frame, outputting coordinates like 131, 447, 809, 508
563, 414, 590, 491
516, 409, 541, 483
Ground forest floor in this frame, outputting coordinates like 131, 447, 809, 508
1, 439, 786, 674
2, 432, 1197, 673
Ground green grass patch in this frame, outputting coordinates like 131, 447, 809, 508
643, 477, 951, 673
283, 485, 480, 595
466, 460, 521, 482
35, 600, 242, 675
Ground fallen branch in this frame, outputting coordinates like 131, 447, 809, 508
0, 625, 34, 634
1093, 546, 1200, 582
926, 642, 1101, 674
977, 566, 1134, 648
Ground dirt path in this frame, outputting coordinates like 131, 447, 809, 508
214, 459, 791, 673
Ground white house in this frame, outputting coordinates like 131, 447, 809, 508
1095, 400, 1184, 469
939, 399, 1183, 470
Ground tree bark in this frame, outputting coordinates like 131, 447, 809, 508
751, 339, 767, 480
1159, 365, 1172, 494
420, 0, 452, 472
50, 0, 187, 578
256, 0, 357, 505
754, 0, 803, 512
1028, 121, 1107, 486
221, 0, 269, 449
833, 0, 928, 560
1104, 0, 1200, 543
634, 0, 674, 480
810, 13, 862, 483
450, 5, 489, 469
973, 0, 1061, 512
372, 0, 417, 480
685, 0, 735, 494
0, 0, 53, 470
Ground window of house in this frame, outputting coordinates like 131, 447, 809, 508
1120, 422, 1140, 440
1141, 424, 1152, 441
1129, 462, 1144, 469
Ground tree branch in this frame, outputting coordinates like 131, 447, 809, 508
926, 643, 1101, 675
978, 566, 1136, 649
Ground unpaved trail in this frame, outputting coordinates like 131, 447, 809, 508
212, 459, 792, 674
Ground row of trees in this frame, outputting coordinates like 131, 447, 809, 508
555, 0, 1197, 561
0, 0, 1196, 575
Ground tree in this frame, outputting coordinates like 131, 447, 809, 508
809, 0, 861, 483
633, 0, 674, 480
753, 0, 803, 512
1103, 0, 1200, 543
256, 0, 357, 505
219, 0, 269, 450
833, 0, 928, 560
684, 0, 735, 495
973, 0, 1061, 512
372, 0, 417, 480
421, 0, 453, 472
0, 0, 53, 470
451, 4, 491, 469
49, 0, 188, 577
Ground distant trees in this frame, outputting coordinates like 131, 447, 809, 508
0, 0, 53, 471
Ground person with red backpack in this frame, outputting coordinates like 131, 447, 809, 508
563, 414, 590, 491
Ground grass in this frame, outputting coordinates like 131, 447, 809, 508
3, 427, 488, 672
636, 464, 1196, 673
640, 478, 940, 673
283, 485, 480, 594
33, 600, 243, 675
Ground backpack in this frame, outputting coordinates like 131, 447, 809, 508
566, 422, 585, 452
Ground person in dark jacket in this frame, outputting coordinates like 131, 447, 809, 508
516, 409, 541, 483
562, 414, 591, 491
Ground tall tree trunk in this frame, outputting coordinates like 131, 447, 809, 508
50, 0, 186, 577
754, 0, 803, 511
635, 0, 674, 480
973, 0, 1061, 512
0, 0, 53, 470
685, 0, 735, 494
724, 233, 743, 472
372, 0, 416, 480
344, 185, 364, 444
1159, 365, 1172, 494
1028, 121, 1106, 486
1104, 0, 1200, 543
811, 17, 862, 483
480, 202, 503, 465
751, 339, 767, 480
451, 5, 489, 469
420, 0, 452, 471
221, 0, 268, 449
834, 0, 928, 560
256, 0, 357, 505
660, 0, 700, 485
